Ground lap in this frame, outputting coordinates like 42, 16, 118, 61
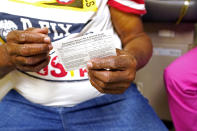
63, 84, 167, 131
0, 90, 64, 131
0, 84, 167, 131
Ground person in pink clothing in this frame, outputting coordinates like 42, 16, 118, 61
164, 47, 197, 131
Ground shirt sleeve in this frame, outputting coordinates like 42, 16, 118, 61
107, 0, 146, 15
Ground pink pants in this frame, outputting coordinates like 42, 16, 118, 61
164, 47, 197, 131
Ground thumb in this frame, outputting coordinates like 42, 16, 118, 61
116, 48, 128, 56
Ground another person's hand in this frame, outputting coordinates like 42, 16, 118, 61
87, 49, 137, 94
5, 28, 52, 72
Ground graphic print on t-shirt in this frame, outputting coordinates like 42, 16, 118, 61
0, 12, 90, 82
0, 13, 86, 41
9, 0, 97, 12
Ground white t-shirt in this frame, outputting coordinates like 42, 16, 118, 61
0, 0, 146, 107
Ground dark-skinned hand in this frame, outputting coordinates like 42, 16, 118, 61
87, 49, 137, 94
5, 28, 52, 72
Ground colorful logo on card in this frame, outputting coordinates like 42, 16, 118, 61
9, 0, 97, 11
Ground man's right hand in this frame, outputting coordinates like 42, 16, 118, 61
5, 28, 53, 72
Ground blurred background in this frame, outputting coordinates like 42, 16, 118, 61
135, 0, 197, 130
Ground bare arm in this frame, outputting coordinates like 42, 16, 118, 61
87, 7, 152, 94
110, 7, 152, 70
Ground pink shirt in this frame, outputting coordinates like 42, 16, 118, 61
164, 47, 197, 131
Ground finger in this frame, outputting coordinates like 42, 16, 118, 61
7, 30, 50, 44
14, 53, 49, 65
116, 48, 131, 56
87, 56, 131, 70
88, 70, 104, 93
26, 28, 49, 34
16, 56, 50, 72
89, 72, 127, 94
7, 43, 51, 56
92, 77, 130, 90
102, 89, 126, 94
89, 79, 105, 93
116, 48, 123, 56
89, 70, 135, 83
26, 28, 50, 43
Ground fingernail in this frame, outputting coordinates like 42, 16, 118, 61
49, 44, 53, 50
87, 61, 92, 68
43, 27, 48, 30
86, 68, 89, 73
44, 37, 50, 43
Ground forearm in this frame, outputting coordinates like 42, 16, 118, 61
0, 44, 14, 78
110, 7, 152, 70
123, 33, 152, 70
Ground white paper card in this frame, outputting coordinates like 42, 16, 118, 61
54, 31, 117, 71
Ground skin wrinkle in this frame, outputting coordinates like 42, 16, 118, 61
0, 7, 152, 95
16, 56, 50, 72
87, 7, 152, 94
0, 28, 52, 76
15, 53, 48, 65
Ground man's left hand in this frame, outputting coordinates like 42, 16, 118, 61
87, 49, 137, 94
